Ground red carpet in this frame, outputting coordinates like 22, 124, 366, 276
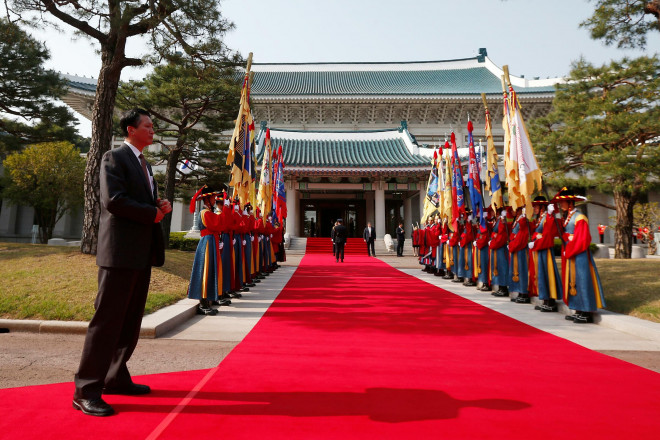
306, 237, 370, 254
2, 254, 660, 439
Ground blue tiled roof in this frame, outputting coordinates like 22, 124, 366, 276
251, 67, 555, 96
259, 129, 430, 168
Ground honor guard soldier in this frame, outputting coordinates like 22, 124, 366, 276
509, 206, 530, 303
489, 205, 510, 297
529, 196, 563, 312
475, 208, 493, 291
553, 188, 606, 323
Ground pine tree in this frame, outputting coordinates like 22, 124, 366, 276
0, 18, 76, 153
529, 56, 660, 258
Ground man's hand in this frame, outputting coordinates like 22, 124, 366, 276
154, 207, 165, 223
157, 198, 172, 215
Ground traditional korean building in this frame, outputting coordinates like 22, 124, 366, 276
249, 48, 559, 238
1, 48, 573, 242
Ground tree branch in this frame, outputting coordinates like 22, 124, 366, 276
41, 0, 106, 43
588, 200, 616, 210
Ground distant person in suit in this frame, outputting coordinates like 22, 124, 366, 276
396, 222, 405, 257
334, 218, 347, 262
73, 108, 172, 417
363, 222, 376, 256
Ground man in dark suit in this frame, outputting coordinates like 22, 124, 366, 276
333, 218, 347, 262
396, 222, 405, 257
363, 222, 376, 256
73, 108, 172, 417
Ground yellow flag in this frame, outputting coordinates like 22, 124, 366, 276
502, 87, 523, 210
257, 129, 273, 217
508, 86, 542, 217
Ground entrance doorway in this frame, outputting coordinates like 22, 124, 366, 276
301, 200, 366, 237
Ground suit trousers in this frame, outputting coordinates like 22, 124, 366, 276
335, 243, 345, 261
74, 266, 151, 399
397, 239, 404, 256
366, 240, 375, 256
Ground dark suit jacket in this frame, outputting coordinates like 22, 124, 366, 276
96, 144, 165, 269
333, 225, 347, 244
363, 226, 376, 242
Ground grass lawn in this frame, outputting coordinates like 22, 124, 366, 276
0, 243, 193, 321
597, 258, 660, 323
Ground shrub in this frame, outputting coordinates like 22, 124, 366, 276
169, 232, 200, 252
553, 238, 599, 256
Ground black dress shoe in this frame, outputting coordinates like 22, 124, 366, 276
245, 283, 256, 287
104, 383, 151, 395
463, 281, 476, 287
72, 397, 114, 416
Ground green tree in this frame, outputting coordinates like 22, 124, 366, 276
529, 56, 660, 259
116, 56, 241, 245
581, 0, 660, 49
5, 1, 239, 255
2, 141, 85, 243
0, 18, 77, 153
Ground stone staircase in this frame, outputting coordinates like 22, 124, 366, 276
285, 236, 416, 256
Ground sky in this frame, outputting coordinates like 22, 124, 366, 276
29, 0, 660, 137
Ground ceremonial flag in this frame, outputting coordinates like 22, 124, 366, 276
442, 140, 453, 223
502, 81, 524, 211
483, 96, 504, 209
467, 120, 486, 232
227, 72, 254, 204
422, 150, 440, 222
450, 132, 465, 230
257, 129, 273, 217
508, 84, 542, 217
274, 145, 287, 222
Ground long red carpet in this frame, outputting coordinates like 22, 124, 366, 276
2, 254, 660, 439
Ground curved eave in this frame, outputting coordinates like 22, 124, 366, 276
285, 166, 429, 176
252, 93, 556, 103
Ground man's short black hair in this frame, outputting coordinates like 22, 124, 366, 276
120, 108, 151, 136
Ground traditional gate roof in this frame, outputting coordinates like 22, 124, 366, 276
249, 49, 560, 98
256, 123, 432, 177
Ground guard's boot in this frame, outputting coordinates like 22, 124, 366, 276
451, 277, 464, 283
197, 299, 218, 316
442, 270, 454, 280
515, 294, 531, 304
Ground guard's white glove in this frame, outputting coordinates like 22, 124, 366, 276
468, 215, 473, 222
501, 210, 507, 219
506, 245, 509, 251
219, 242, 224, 250
528, 242, 534, 249
488, 240, 492, 246
251, 236, 254, 242
555, 212, 562, 219
232, 238, 236, 245
521, 207, 526, 217
242, 240, 246, 245
473, 241, 477, 247
258, 236, 262, 242
547, 204, 555, 215
568, 235, 573, 241
270, 234, 273, 238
